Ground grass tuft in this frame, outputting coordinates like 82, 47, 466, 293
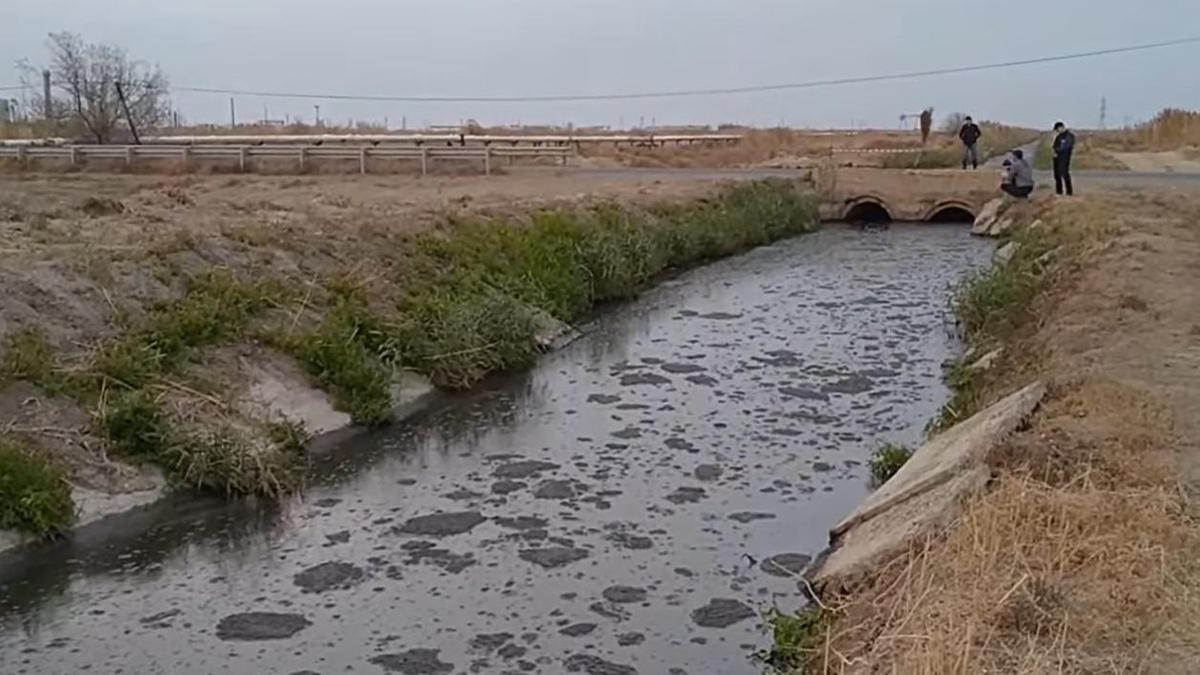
2, 328, 55, 382
758, 606, 829, 673
869, 443, 914, 488
285, 299, 394, 425
0, 440, 74, 537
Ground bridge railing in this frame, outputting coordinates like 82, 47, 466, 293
0, 143, 576, 175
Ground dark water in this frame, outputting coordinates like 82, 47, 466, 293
0, 224, 989, 675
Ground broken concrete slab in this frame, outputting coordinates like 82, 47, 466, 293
811, 465, 990, 592
810, 382, 1045, 591
831, 381, 1045, 539
240, 350, 352, 436
965, 348, 1004, 373
530, 307, 581, 351
988, 217, 1017, 237
993, 241, 1020, 266
970, 198, 1006, 236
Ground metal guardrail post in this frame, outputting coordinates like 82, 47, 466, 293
484, 146, 491, 176
420, 147, 428, 177
298, 147, 308, 171
359, 147, 368, 175
125, 146, 135, 167
238, 147, 248, 173
70, 147, 79, 166
16, 146, 27, 167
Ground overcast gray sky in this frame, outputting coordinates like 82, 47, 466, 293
5, 0, 1200, 130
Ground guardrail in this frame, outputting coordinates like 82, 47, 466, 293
0, 133, 743, 149
0, 143, 575, 175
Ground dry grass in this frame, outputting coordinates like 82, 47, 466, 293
818, 381, 1200, 674
1094, 109, 1200, 152
803, 196, 1200, 674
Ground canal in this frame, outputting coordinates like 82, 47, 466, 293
0, 222, 991, 675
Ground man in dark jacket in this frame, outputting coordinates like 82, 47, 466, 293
1052, 121, 1076, 195
959, 116, 982, 170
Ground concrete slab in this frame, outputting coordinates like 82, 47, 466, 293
812, 466, 990, 591
831, 381, 1045, 539
810, 381, 1045, 592
241, 352, 352, 436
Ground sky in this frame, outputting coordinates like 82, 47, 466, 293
3, 0, 1200, 131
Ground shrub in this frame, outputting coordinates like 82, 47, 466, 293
103, 390, 173, 461
757, 606, 828, 673
869, 443, 914, 487
2, 328, 55, 382
288, 300, 393, 424
0, 441, 74, 536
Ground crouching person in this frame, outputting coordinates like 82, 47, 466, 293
1000, 149, 1034, 199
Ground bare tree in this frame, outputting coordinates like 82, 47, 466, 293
942, 112, 968, 134
18, 32, 169, 143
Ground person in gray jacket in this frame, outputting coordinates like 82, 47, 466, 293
1000, 149, 1035, 199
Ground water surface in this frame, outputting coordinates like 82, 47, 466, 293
0, 223, 990, 675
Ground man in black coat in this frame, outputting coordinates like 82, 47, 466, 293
1052, 121, 1076, 195
959, 116, 982, 170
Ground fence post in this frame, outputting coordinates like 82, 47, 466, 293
360, 147, 368, 175
420, 147, 428, 177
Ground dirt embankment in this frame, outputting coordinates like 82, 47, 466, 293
0, 171, 819, 544
781, 190, 1200, 673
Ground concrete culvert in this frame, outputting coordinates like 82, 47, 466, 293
844, 201, 892, 224
927, 205, 976, 224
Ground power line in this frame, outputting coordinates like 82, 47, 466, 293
169, 35, 1200, 103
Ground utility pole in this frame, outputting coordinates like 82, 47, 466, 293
314, 105, 321, 126
42, 70, 52, 119
230, 97, 236, 128
114, 81, 141, 144
1099, 96, 1107, 130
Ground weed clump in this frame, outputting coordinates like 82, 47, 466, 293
869, 443, 914, 487
0, 440, 74, 537
1, 328, 55, 382
757, 606, 828, 673
286, 299, 394, 425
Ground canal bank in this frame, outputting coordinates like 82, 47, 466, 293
0, 179, 819, 552
0, 219, 991, 673
783, 191, 1200, 673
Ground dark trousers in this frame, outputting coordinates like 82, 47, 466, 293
1053, 156, 1073, 195
1001, 183, 1033, 199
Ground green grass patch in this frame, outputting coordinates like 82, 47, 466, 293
282, 299, 394, 425
869, 443, 914, 487
2, 328, 55, 382
102, 390, 305, 497
757, 606, 829, 673
929, 215, 1068, 434
379, 179, 816, 391
92, 271, 283, 392
0, 440, 74, 537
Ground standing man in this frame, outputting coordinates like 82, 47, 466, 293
919, 108, 933, 145
958, 116, 982, 170
1052, 121, 1076, 196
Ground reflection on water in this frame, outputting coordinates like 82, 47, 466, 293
0, 224, 989, 675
